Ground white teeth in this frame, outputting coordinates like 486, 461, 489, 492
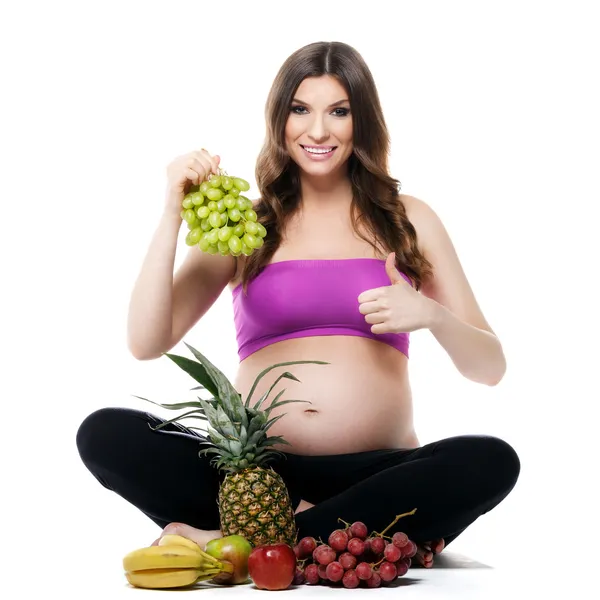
303, 147, 334, 154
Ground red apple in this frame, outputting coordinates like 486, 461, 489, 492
247, 543, 297, 590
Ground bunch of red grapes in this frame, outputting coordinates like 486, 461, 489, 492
292, 516, 417, 589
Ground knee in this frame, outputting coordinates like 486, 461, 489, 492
76, 407, 131, 464
469, 435, 521, 497
442, 434, 520, 498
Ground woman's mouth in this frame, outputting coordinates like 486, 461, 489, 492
300, 145, 337, 161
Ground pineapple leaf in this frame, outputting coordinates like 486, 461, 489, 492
147, 410, 208, 431
264, 398, 312, 416
264, 413, 287, 431
245, 360, 330, 407
131, 394, 204, 412
254, 388, 285, 412
246, 413, 267, 439
246, 371, 300, 410
183, 342, 240, 419
262, 435, 292, 447
162, 353, 219, 397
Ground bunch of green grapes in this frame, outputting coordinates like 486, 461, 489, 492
181, 172, 266, 256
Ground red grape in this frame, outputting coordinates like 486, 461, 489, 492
313, 545, 336, 565
298, 536, 317, 557
325, 561, 344, 582
355, 562, 373, 580
384, 543, 402, 562
350, 521, 368, 539
403, 557, 412, 569
304, 564, 319, 585
293, 545, 302, 559
366, 572, 382, 588
369, 536, 386, 555
338, 552, 357, 570
342, 569, 360, 589
347, 538, 366, 556
392, 531, 409, 548
328, 529, 349, 552
317, 564, 328, 580
395, 560, 409, 577
402, 540, 417, 558
292, 568, 306, 585
378, 561, 398, 582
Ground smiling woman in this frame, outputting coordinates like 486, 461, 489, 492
77, 40, 520, 572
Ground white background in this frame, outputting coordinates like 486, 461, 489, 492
1, 0, 598, 596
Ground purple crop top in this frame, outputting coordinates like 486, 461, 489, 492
231, 258, 411, 361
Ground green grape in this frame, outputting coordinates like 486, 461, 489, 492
228, 235, 242, 254
209, 174, 222, 188
233, 223, 245, 237
217, 240, 230, 254
243, 233, 258, 248
207, 200, 217, 211
186, 227, 203, 246
180, 209, 186, 220
199, 181, 211, 195
256, 223, 267, 238
244, 221, 259, 235
228, 208, 242, 222
245, 208, 258, 222
218, 226, 233, 241
183, 209, 197, 225
233, 177, 250, 192
241, 242, 253, 256
182, 195, 194, 209
236, 197, 248, 211
191, 191, 205, 206
207, 229, 219, 245
200, 218, 212, 232
196, 205, 210, 219
198, 236, 211, 251
229, 187, 240, 198
206, 244, 219, 254
254, 235, 264, 249
223, 194, 236, 209
216, 199, 226, 212
206, 188, 223, 202
221, 176, 233, 190
209, 211, 222, 228
220, 212, 228, 226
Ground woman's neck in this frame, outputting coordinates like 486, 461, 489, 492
298, 173, 353, 213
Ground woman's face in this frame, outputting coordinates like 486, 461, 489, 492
284, 75, 353, 177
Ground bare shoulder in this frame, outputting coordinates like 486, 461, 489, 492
399, 194, 496, 334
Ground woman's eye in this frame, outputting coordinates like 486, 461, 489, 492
291, 106, 307, 114
290, 106, 350, 116
334, 108, 350, 117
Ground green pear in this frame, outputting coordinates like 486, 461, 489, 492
205, 535, 253, 584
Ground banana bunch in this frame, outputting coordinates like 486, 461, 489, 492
123, 534, 234, 589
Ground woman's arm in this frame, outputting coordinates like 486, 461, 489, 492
403, 195, 506, 386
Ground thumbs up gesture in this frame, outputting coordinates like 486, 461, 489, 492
358, 252, 436, 334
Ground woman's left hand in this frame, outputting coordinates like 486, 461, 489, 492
358, 252, 437, 334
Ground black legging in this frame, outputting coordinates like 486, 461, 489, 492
76, 407, 520, 547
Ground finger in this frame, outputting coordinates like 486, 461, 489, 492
358, 300, 381, 315
364, 311, 386, 324
188, 156, 211, 182
357, 287, 385, 303
160, 522, 206, 547
370, 322, 391, 335
197, 149, 220, 175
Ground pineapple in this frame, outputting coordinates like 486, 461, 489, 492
132, 341, 328, 548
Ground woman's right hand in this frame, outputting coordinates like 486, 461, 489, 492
164, 149, 221, 215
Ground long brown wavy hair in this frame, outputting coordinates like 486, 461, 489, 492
239, 41, 433, 295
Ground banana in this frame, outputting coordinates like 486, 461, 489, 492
123, 544, 204, 572
126, 567, 202, 589
158, 534, 202, 553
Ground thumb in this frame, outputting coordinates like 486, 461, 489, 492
158, 522, 208, 547
385, 252, 402, 284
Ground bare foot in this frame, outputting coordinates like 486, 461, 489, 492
414, 538, 445, 568
150, 522, 222, 550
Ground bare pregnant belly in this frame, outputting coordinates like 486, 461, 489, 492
233, 336, 420, 456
